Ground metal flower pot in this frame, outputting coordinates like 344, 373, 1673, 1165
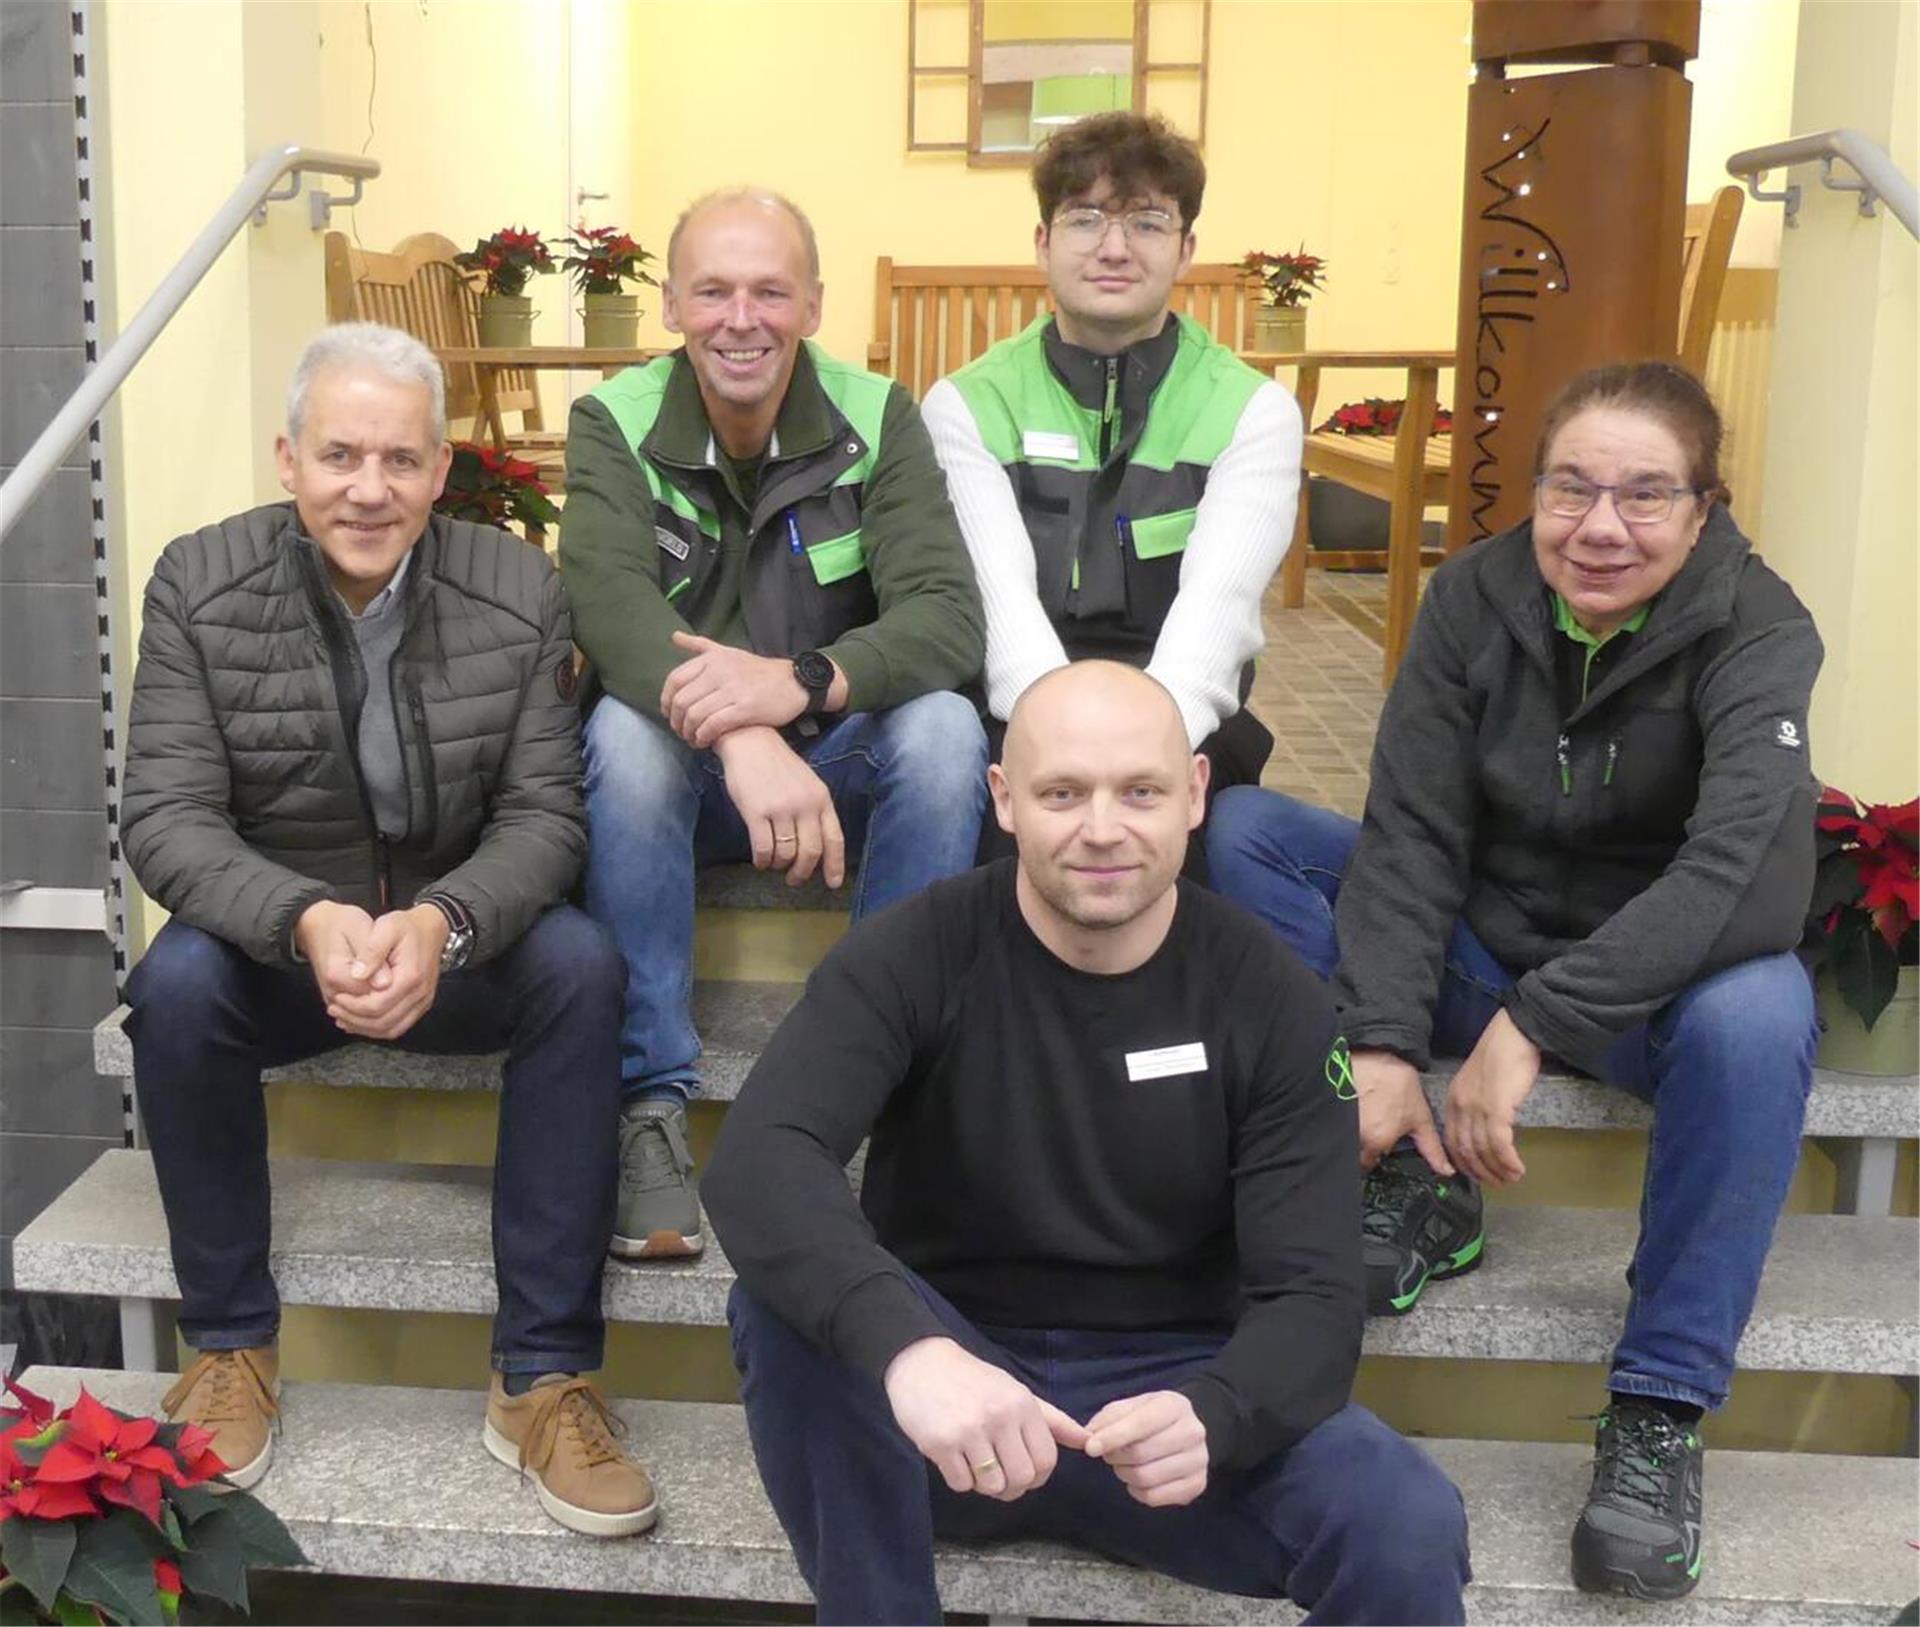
477, 294, 535, 347
581, 292, 642, 348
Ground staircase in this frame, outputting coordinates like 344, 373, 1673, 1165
16, 867, 1920, 1622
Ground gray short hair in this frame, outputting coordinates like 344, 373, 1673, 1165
666, 188, 821, 284
287, 322, 446, 443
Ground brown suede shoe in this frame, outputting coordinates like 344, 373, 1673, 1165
161, 1346, 280, 1491
483, 1374, 658, 1537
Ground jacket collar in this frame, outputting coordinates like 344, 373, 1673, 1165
642, 343, 844, 472
1041, 314, 1181, 413
1480, 503, 1752, 717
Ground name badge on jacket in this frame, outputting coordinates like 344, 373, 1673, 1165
1125, 1042, 1208, 1082
1022, 430, 1080, 463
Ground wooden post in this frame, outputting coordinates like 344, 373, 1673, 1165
1446, 1, 1700, 549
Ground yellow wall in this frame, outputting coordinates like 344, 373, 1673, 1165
626, 0, 1472, 409
1688, 0, 1801, 267
1755, 0, 1917, 804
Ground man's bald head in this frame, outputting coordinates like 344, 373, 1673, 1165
991, 661, 1208, 962
666, 188, 821, 284
1003, 661, 1188, 781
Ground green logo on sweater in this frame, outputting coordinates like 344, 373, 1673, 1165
1326, 1036, 1356, 1100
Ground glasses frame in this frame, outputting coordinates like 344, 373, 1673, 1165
1049, 207, 1186, 248
1533, 474, 1705, 525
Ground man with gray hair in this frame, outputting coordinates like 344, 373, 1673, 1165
561, 188, 987, 1260
120, 322, 657, 1538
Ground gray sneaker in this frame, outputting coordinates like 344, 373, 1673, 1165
611, 1099, 704, 1260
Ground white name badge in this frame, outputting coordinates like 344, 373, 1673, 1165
1125, 1042, 1208, 1082
1022, 429, 1081, 462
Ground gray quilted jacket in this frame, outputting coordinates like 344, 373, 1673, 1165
122, 502, 585, 966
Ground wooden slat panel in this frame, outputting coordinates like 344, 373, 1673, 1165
944, 287, 965, 375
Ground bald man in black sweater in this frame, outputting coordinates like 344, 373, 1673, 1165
705, 663, 1469, 1625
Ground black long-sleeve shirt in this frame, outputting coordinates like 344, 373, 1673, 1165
704, 861, 1363, 1472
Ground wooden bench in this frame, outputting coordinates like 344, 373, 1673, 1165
869, 259, 1263, 394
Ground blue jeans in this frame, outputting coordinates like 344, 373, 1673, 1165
583, 692, 988, 1098
1205, 787, 1819, 1410
124, 908, 624, 1376
729, 1274, 1470, 1625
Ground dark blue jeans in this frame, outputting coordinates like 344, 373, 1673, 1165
582, 691, 988, 1100
729, 1276, 1470, 1626
124, 906, 624, 1376
1205, 787, 1819, 1410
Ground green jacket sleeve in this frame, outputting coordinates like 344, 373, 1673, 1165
121, 547, 336, 965
820, 386, 985, 712
557, 394, 690, 720
422, 562, 588, 963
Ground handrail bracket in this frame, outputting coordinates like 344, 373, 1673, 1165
1820, 154, 1883, 220
1742, 171, 1803, 227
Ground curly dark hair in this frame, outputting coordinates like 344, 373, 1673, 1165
1031, 111, 1205, 230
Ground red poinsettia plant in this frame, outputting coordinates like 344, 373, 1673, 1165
1806, 789, 1919, 1029
435, 443, 562, 540
1318, 397, 1454, 437
0, 1377, 304, 1624
1240, 247, 1328, 309
559, 227, 658, 297
454, 226, 555, 298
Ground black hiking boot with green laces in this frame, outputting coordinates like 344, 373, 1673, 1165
1360, 1146, 1485, 1316
1571, 1397, 1706, 1600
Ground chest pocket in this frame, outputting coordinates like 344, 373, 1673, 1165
1598, 704, 1703, 842
783, 493, 878, 643
652, 506, 711, 603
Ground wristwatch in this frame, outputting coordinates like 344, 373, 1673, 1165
791, 649, 836, 715
421, 893, 476, 972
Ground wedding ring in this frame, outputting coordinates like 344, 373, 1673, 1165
970, 1456, 999, 1476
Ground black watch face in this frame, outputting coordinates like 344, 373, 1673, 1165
794, 651, 833, 692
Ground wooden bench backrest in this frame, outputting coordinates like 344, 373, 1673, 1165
321, 230, 546, 432
869, 261, 1262, 398
1678, 185, 1743, 378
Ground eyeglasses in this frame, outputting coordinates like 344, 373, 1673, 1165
1535, 473, 1702, 524
1051, 207, 1182, 247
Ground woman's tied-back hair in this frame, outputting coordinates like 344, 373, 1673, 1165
287, 322, 446, 445
1533, 360, 1727, 504
1031, 111, 1206, 231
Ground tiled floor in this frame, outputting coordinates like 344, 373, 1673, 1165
1250, 566, 1402, 817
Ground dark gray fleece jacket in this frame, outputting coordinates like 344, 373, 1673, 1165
1331, 507, 1822, 1074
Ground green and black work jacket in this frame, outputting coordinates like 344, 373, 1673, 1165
943, 313, 1264, 667
559, 344, 983, 721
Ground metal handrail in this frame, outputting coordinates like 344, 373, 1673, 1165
0, 145, 380, 541
1727, 128, 1917, 239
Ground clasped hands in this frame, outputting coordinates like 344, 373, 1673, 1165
884, 1336, 1209, 1509
659, 630, 848, 891
1351, 1008, 1543, 1187
293, 898, 450, 1041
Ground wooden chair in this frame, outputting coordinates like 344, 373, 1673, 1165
869, 260, 1262, 396
321, 231, 566, 482
1265, 184, 1745, 683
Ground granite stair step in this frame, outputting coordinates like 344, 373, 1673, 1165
19, 1366, 1918, 1623
18, 1153, 1919, 1375
88, 1002, 1920, 1138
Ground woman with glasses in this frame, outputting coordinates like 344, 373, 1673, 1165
1205, 360, 1822, 1603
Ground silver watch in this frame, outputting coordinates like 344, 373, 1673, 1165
424, 895, 475, 972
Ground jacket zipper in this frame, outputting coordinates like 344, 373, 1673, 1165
1556, 732, 1572, 797
407, 682, 438, 847
1099, 356, 1118, 462
1604, 735, 1620, 786
314, 591, 387, 904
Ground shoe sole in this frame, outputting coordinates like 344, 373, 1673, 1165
483, 1422, 659, 1538
1372, 1231, 1486, 1317
1571, 1547, 1702, 1600
609, 1230, 705, 1261
212, 1429, 275, 1493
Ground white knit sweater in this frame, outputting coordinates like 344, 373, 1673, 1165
923, 376, 1302, 748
